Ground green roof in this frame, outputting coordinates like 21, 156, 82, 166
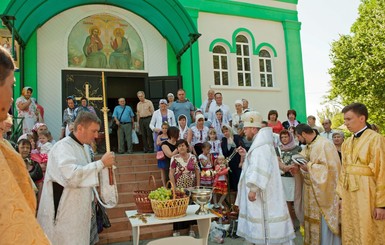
1, 0, 199, 54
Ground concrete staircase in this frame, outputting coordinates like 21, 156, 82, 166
97, 153, 173, 244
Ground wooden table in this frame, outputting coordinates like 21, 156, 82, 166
126, 205, 217, 245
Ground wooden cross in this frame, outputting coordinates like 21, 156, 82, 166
75, 82, 103, 103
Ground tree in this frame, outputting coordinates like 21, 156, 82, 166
317, 104, 344, 130
329, 0, 385, 132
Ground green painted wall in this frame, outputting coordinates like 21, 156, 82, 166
167, 42, 177, 76
179, 0, 298, 22
282, 20, 306, 122
4, 0, 305, 116
0, 1, 11, 14
23, 31, 38, 97
275, 0, 298, 4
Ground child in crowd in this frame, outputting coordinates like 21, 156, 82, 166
207, 128, 222, 163
34, 130, 53, 173
156, 122, 169, 187
38, 130, 53, 154
199, 142, 214, 187
213, 155, 230, 209
211, 109, 226, 140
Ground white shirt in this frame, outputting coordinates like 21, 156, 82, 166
208, 103, 232, 123
320, 129, 335, 141
149, 109, 176, 131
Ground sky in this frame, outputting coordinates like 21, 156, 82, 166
297, 0, 361, 119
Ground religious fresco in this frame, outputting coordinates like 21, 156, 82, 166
68, 14, 144, 70
0, 29, 19, 67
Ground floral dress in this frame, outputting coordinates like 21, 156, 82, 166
170, 154, 199, 188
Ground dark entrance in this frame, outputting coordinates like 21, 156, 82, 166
62, 70, 182, 153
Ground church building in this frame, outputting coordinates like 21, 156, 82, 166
0, 0, 306, 139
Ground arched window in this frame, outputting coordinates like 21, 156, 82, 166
236, 35, 251, 87
213, 45, 229, 86
259, 49, 274, 87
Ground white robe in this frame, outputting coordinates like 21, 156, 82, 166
236, 127, 295, 244
37, 136, 104, 245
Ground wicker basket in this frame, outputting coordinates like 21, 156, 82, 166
134, 175, 156, 213
150, 181, 189, 219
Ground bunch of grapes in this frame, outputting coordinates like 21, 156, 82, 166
174, 187, 187, 198
148, 187, 188, 201
148, 187, 172, 201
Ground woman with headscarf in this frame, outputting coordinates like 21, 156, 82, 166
277, 129, 303, 229
75, 97, 96, 118
150, 99, 176, 149
16, 87, 39, 134
221, 124, 244, 191
60, 95, 77, 139
190, 114, 210, 156
167, 93, 175, 107
178, 114, 192, 144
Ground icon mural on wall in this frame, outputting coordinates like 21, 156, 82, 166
0, 28, 19, 66
68, 14, 144, 70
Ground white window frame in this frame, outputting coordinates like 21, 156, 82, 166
236, 35, 252, 87
212, 45, 229, 86
258, 49, 274, 88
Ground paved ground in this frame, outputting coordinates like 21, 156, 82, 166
110, 230, 303, 245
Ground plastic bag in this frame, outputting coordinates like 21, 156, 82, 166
209, 221, 229, 244
132, 130, 139, 144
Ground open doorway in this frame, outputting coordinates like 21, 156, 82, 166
105, 72, 147, 152
106, 72, 147, 110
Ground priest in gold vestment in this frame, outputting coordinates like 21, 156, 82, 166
0, 46, 50, 244
295, 124, 341, 245
337, 103, 385, 245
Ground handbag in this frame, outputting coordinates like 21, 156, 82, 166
110, 121, 118, 131
110, 106, 126, 131
156, 150, 165, 160
96, 201, 111, 233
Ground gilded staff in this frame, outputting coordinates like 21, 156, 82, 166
101, 71, 114, 185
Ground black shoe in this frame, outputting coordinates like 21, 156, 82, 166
144, 150, 148, 153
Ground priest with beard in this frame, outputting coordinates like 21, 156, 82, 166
294, 124, 341, 245
236, 111, 295, 244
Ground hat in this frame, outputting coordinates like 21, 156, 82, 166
167, 93, 174, 98
159, 99, 168, 104
195, 114, 205, 122
243, 111, 262, 128
32, 123, 47, 132
235, 99, 243, 105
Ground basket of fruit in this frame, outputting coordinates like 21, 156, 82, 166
134, 175, 156, 213
149, 181, 190, 219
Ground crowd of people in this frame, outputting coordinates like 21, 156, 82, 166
1, 43, 385, 245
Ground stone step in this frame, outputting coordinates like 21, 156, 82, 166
116, 164, 159, 174
95, 153, 174, 245
97, 153, 157, 167
115, 170, 161, 182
